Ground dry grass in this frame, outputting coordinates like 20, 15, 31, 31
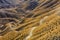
0, 0, 60, 40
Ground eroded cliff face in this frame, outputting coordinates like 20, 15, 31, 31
0, 0, 60, 40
